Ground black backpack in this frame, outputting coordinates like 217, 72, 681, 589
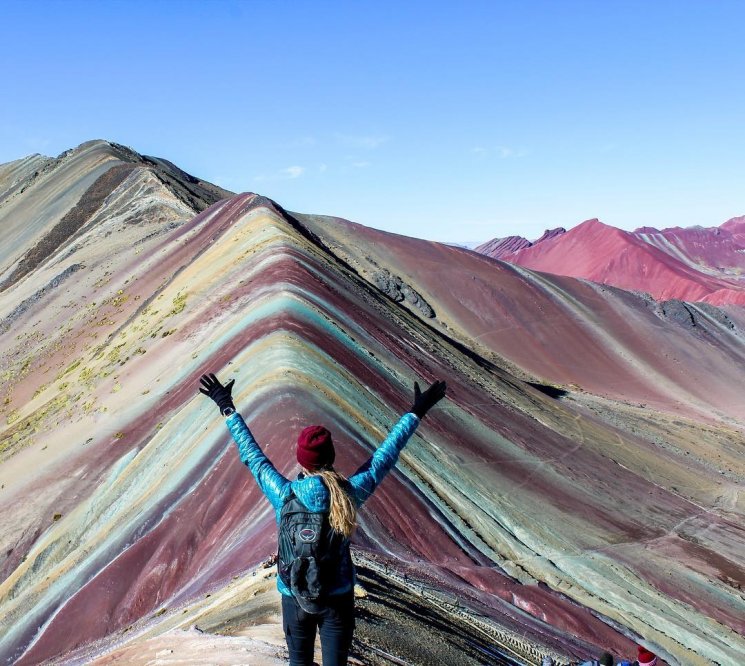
278, 493, 348, 613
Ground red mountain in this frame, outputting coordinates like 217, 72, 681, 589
478, 218, 745, 305
475, 227, 565, 260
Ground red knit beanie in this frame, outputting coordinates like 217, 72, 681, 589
297, 425, 335, 471
637, 646, 658, 666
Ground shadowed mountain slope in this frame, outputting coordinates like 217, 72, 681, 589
298, 214, 745, 423
0, 145, 743, 665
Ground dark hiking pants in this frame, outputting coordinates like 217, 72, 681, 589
281, 592, 355, 666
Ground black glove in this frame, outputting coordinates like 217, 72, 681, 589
411, 380, 447, 418
199, 373, 236, 416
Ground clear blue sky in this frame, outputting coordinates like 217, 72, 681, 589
2, 1, 743, 242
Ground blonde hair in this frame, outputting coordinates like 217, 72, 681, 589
306, 468, 357, 538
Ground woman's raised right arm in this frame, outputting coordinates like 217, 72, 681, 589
225, 412, 290, 510
200, 373, 290, 510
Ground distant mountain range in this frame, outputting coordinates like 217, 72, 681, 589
0, 141, 743, 665
476, 216, 745, 305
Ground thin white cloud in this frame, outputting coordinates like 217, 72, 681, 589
471, 145, 528, 158
252, 165, 308, 183
496, 145, 528, 158
351, 161, 371, 168
319, 163, 328, 172
281, 166, 306, 179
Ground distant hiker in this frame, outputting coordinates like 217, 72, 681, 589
636, 645, 658, 666
578, 652, 615, 666
199, 373, 446, 666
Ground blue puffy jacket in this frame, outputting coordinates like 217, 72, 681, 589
225, 411, 420, 596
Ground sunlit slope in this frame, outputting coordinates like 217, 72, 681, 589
0, 194, 621, 663
0, 186, 742, 664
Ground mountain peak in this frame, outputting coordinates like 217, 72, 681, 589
571, 217, 613, 232
475, 226, 566, 260
474, 234, 531, 258
722, 215, 745, 232
534, 227, 566, 243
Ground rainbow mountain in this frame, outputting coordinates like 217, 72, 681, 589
0, 141, 743, 665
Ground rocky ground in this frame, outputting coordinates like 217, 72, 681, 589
83, 562, 524, 666
351, 565, 520, 665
